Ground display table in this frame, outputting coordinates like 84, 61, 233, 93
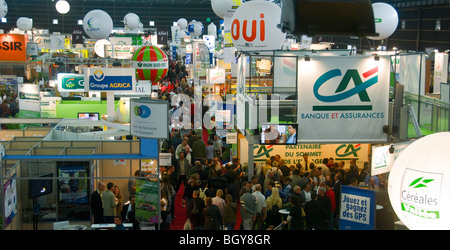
91, 223, 133, 230
58, 225, 88, 230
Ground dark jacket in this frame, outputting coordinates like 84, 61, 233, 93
187, 197, 206, 229
203, 204, 223, 230
90, 190, 103, 224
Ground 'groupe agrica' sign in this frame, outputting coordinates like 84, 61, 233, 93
0, 34, 27, 62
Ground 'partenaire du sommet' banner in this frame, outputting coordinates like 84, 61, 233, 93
298, 55, 390, 143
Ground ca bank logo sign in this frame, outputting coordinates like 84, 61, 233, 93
335, 144, 361, 160
134, 105, 151, 119
313, 67, 378, 111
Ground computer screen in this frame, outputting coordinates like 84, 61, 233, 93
29, 173, 53, 199
260, 123, 298, 145
77, 112, 99, 121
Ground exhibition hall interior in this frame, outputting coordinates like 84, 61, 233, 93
0, 0, 449, 231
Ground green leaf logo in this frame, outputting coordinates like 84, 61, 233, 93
409, 177, 434, 189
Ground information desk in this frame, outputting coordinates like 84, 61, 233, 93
91, 223, 133, 230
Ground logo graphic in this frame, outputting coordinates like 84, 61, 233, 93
400, 169, 442, 219
87, 18, 95, 29
93, 69, 105, 81
232, 13, 266, 42
63, 77, 84, 90
335, 144, 360, 160
313, 67, 378, 111
87, 18, 100, 32
134, 105, 151, 119
408, 177, 434, 189
254, 145, 273, 160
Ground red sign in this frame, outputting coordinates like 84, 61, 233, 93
0, 34, 27, 62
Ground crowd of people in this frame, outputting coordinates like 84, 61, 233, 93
157, 129, 388, 231
88, 59, 390, 230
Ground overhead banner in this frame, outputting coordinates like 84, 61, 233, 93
253, 143, 369, 169
57, 73, 85, 92
298, 55, 390, 143
84, 68, 135, 92
0, 34, 27, 62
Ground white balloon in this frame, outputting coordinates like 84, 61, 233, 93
83, 9, 113, 40
16, 17, 33, 31
0, 0, 8, 18
367, 3, 399, 40
388, 132, 450, 230
188, 20, 203, 38
124, 13, 140, 30
211, 0, 243, 19
94, 39, 111, 58
55, 0, 70, 14
230, 0, 286, 51
208, 22, 217, 38
177, 18, 188, 30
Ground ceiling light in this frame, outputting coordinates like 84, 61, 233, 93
56, 0, 70, 14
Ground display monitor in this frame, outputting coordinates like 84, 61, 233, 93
29, 173, 53, 199
260, 123, 298, 145
77, 112, 99, 121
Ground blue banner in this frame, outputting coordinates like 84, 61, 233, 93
339, 185, 376, 230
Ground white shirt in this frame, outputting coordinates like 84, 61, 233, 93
253, 191, 266, 214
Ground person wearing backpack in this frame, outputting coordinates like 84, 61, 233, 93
223, 194, 237, 230
199, 180, 212, 201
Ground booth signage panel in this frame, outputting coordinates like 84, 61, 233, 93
371, 141, 412, 176
433, 52, 449, 93
339, 185, 376, 230
130, 99, 168, 139
0, 34, 27, 62
57, 73, 85, 92
84, 68, 135, 92
253, 143, 369, 168
298, 56, 390, 142
18, 84, 40, 113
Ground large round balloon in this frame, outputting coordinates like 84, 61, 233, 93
177, 18, 188, 30
388, 132, 450, 230
188, 20, 204, 38
16, 17, 32, 31
211, 0, 243, 19
131, 45, 169, 84
367, 3, 399, 40
0, 0, 8, 18
124, 13, 140, 30
83, 9, 113, 40
231, 0, 286, 51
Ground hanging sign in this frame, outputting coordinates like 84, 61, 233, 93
130, 98, 169, 140
298, 55, 390, 143
0, 34, 27, 62
84, 68, 135, 92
